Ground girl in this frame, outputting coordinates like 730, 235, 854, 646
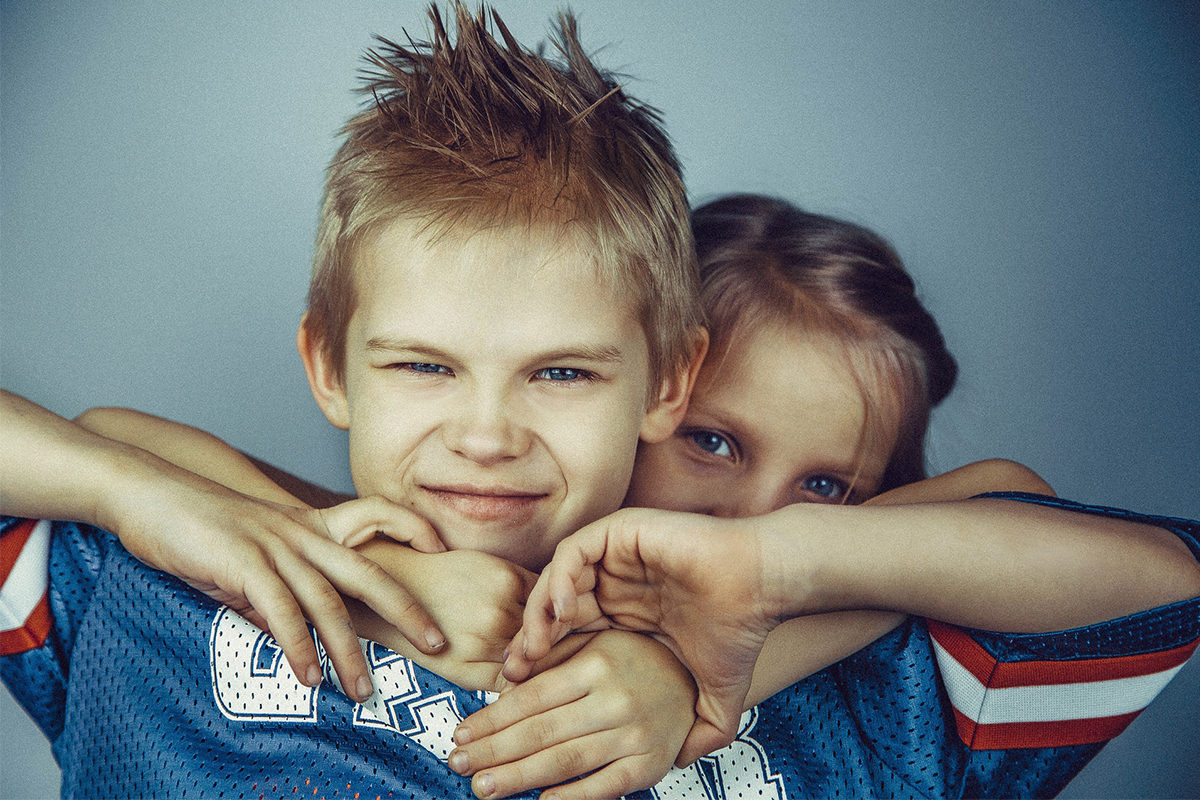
446, 196, 1199, 797
629, 192, 966, 514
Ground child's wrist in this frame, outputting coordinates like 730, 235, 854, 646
93, 440, 194, 535
750, 503, 860, 622
748, 506, 820, 622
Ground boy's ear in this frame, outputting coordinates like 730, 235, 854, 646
296, 315, 350, 431
639, 326, 709, 444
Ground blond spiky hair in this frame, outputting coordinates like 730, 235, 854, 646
306, 2, 701, 391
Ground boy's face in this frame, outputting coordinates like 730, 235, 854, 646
303, 218, 681, 571
626, 321, 891, 516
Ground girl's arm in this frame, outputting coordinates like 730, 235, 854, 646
508, 491, 1200, 764
745, 457, 1055, 705
2, 391, 447, 703
447, 458, 1059, 795
73, 406, 313, 507
78, 406, 356, 509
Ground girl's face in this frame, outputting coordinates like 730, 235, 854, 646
626, 321, 894, 517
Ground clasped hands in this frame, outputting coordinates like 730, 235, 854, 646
497, 507, 783, 773
337, 506, 769, 800
128, 476, 768, 800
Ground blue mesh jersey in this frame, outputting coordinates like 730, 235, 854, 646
2, 493, 1198, 799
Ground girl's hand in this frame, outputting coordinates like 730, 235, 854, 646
502, 507, 781, 766
450, 630, 696, 799
347, 544, 538, 692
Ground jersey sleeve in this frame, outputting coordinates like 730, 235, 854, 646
929, 492, 1200, 752
922, 493, 1200, 795
1, 515, 112, 746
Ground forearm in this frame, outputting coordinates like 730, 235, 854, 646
746, 610, 904, 707
74, 406, 305, 508
344, 540, 448, 663
868, 458, 1054, 505
743, 459, 1057, 704
760, 499, 1200, 632
1, 390, 177, 528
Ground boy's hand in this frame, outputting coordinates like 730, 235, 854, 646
114, 478, 449, 704
347, 545, 538, 692
450, 629, 696, 799
502, 507, 782, 766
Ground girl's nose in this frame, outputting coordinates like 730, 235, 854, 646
711, 476, 793, 518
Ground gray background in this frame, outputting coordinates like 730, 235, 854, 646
1, 1, 1197, 797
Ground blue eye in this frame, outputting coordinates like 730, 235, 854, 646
801, 475, 848, 500
536, 367, 590, 382
688, 430, 735, 459
401, 362, 453, 375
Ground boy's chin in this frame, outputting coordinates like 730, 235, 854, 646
432, 519, 557, 573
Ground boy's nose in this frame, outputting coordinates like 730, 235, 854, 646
441, 392, 531, 466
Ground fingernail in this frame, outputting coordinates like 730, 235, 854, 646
357, 675, 374, 702
475, 772, 494, 797
306, 665, 323, 687
448, 749, 469, 775
454, 725, 472, 744
427, 627, 446, 650
552, 598, 562, 622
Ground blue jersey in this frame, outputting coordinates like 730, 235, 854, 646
2, 493, 1198, 799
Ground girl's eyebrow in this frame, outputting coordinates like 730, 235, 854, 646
684, 402, 750, 440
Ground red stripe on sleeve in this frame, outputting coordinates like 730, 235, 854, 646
928, 619, 1199, 688
0, 518, 39, 586
952, 705, 1143, 750
927, 620, 997, 683
0, 593, 51, 655
987, 639, 1198, 687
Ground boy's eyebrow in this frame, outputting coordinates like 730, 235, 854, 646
533, 345, 626, 364
365, 337, 626, 364
367, 337, 445, 356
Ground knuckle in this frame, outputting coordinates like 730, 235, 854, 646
598, 763, 641, 798
485, 573, 518, 601
474, 607, 508, 637
272, 625, 315, 651
580, 649, 618, 681
625, 724, 654, 755
626, 760, 667, 795
608, 690, 635, 721
356, 558, 391, 585
528, 716, 557, 749
552, 745, 587, 777
474, 560, 517, 594
306, 581, 347, 615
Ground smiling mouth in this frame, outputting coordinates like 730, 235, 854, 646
422, 485, 549, 523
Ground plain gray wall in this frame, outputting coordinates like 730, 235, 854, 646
2, 1, 1197, 797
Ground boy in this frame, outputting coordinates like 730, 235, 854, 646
0, 5, 705, 797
